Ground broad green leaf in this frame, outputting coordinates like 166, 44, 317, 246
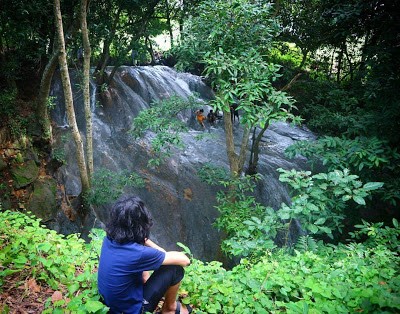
84, 300, 106, 313
308, 224, 319, 234
363, 182, 384, 191
353, 196, 366, 205
314, 218, 326, 225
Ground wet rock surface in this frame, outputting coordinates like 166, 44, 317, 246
50, 66, 315, 261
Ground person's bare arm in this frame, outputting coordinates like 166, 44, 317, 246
162, 251, 190, 266
145, 238, 190, 266
144, 238, 166, 252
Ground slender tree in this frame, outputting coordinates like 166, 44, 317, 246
54, 0, 90, 196
80, 0, 93, 179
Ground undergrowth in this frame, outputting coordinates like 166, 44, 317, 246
1, 210, 399, 313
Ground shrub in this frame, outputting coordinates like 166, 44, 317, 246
0, 210, 108, 313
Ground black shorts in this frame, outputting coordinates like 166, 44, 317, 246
142, 265, 184, 313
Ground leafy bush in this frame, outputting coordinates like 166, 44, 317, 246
130, 94, 201, 167
0, 210, 108, 313
179, 223, 400, 314
86, 168, 145, 206
209, 168, 382, 258
286, 136, 400, 206
0, 209, 399, 314
286, 136, 399, 173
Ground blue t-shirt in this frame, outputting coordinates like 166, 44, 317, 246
97, 237, 166, 314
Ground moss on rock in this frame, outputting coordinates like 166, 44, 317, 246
10, 160, 39, 189
27, 178, 58, 221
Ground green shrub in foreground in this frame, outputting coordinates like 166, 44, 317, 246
0, 210, 108, 313
180, 236, 400, 314
1, 210, 399, 313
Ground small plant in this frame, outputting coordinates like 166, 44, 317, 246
46, 96, 57, 110
0, 88, 17, 119
52, 148, 66, 165
212, 168, 384, 259
197, 163, 229, 186
348, 218, 400, 252
130, 94, 201, 167
86, 168, 145, 206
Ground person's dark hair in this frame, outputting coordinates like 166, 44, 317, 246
106, 196, 153, 244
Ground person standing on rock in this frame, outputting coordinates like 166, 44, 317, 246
195, 109, 206, 129
97, 196, 192, 314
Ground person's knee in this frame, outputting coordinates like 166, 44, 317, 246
169, 265, 184, 285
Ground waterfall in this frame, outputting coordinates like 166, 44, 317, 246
50, 65, 315, 261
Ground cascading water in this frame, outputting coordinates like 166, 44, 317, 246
50, 66, 315, 261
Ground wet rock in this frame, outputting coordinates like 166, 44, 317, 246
27, 177, 58, 221
10, 160, 39, 189
50, 66, 315, 261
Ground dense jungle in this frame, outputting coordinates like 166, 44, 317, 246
0, 0, 399, 313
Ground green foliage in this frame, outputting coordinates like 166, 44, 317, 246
197, 163, 229, 186
0, 88, 29, 138
294, 235, 320, 253
212, 174, 279, 258
86, 168, 145, 206
0, 89, 17, 118
130, 94, 200, 167
204, 49, 301, 129
286, 136, 399, 173
285, 136, 400, 206
1, 209, 399, 314
289, 80, 365, 136
349, 218, 400, 252
277, 168, 383, 237
45, 96, 55, 111
213, 168, 383, 258
0, 211, 108, 313
174, 0, 279, 72
181, 226, 400, 313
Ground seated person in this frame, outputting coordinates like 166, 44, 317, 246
98, 196, 192, 314
207, 109, 216, 126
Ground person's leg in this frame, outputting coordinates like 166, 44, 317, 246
160, 281, 190, 314
143, 265, 190, 313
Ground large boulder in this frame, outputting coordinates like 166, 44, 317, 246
10, 160, 39, 189
27, 177, 58, 221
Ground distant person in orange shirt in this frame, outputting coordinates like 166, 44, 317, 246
195, 109, 206, 129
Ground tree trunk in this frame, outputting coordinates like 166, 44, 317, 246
37, 51, 58, 143
246, 73, 301, 175
80, 0, 93, 180
223, 108, 250, 177
336, 42, 345, 83
344, 43, 353, 81
246, 123, 268, 175
146, 36, 156, 65
37, 19, 80, 145
164, 0, 174, 48
328, 50, 335, 79
299, 48, 308, 69
54, 0, 90, 195
94, 8, 121, 85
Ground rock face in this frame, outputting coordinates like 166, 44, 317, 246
10, 160, 39, 189
27, 178, 58, 221
50, 66, 315, 261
